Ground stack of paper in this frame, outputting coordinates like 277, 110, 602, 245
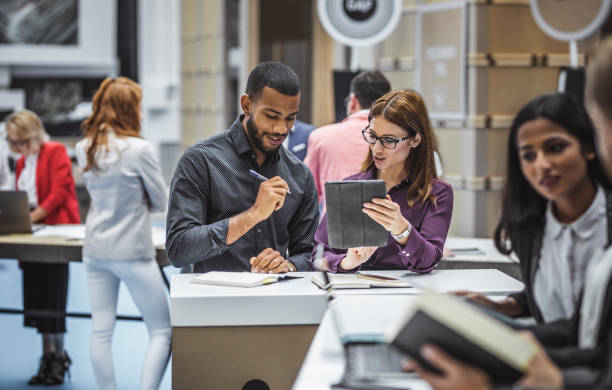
34, 225, 85, 240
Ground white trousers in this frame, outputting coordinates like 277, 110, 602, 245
84, 257, 171, 390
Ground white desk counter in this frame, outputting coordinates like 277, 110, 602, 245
170, 272, 326, 390
170, 272, 327, 327
170, 269, 523, 390
443, 237, 515, 263
332, 269, 524, 296
440, 237, 521, 280
171, 270, 523, 326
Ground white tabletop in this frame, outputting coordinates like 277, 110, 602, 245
171, 269, 523, 327
443, 237, 517, 263
33, 224, 166, 247
331, 269, 524, 296
170, 272, 328, 327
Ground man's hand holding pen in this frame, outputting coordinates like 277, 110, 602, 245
251, 176, 290, 221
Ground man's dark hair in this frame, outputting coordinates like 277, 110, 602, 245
245, 62, 301, 100
350, 70, 391, 109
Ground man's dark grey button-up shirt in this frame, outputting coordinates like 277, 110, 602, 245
166, 116, 319, 272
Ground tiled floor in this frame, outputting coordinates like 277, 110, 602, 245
0, 260, 176, 389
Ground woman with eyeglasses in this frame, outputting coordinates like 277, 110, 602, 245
6, 109, 80, 385
76, 77, 170, 390
309, 90, 453, 272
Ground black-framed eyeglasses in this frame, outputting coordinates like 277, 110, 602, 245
6, 137, 29, 148
361, 128, 411, 150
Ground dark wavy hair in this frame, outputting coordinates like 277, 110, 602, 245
494, 93, 612, 255
351, 70, 391, 109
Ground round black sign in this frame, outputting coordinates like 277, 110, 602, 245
343, 0, 377, 21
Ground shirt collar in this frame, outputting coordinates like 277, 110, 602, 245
229, 115, 281, 163
546, 184, 606, 240
360, 166, 412, 187
343, 109, 370, 123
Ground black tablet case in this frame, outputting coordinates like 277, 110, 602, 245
325, 180, 388, 249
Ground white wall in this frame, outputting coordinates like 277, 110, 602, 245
138, 0, 181, 153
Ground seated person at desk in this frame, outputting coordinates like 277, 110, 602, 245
412, 39, 612, 390
6, 109, 80, 385
166, 62, 319, 273
455, 93, 612, 324
76, 77, 171, 390
310, 90, 453, 273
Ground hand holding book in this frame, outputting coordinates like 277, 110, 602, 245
517, 332, 563, 389
414, 344, 492, 390
386, 290, 537, 385
413, 332, 563, 390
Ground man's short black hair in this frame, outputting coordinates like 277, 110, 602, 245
350, 70, 391, 109
245, 62, 301, 100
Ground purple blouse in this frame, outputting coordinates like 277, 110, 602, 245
310, 168, 453, 273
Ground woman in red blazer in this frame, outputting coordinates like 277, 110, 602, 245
6, 109, 79, 385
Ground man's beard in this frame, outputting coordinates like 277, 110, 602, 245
246, 115, 284, 156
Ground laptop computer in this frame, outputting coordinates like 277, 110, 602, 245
328, 302, 416, 389
0, 191, 44, 234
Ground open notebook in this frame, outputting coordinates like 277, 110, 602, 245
191, 272, 300, 288
311, 273, 410, 290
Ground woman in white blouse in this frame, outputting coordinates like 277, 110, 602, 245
456, 93, 612, 324
76, 77, 170, 390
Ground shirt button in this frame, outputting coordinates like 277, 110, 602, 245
257, 228, 261, 233
251, 154, 256, 159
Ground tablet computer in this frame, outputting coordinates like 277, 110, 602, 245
325, 180, 388, 249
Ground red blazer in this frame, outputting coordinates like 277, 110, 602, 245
15, 141, 80, 225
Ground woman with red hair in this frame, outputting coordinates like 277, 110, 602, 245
310, 90, 453, 273
76, 77, 170, 390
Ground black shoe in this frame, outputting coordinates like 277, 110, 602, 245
27, 352, 54, 385
42, 351, 71, 386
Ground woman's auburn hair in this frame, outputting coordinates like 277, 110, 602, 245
361, 90, 439, 207
81, 76, 142, 172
